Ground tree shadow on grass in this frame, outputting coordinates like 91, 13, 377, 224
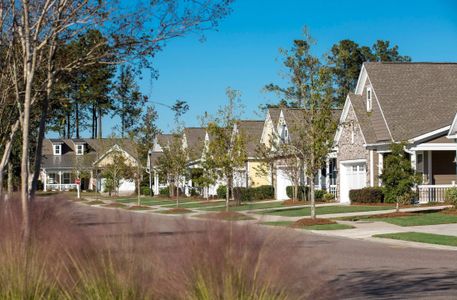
330, 268, 457, 299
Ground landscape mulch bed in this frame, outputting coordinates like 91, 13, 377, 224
128, 205, 153, 211
87, 200, 105, 205
196, 211, 254, 221
366, 212, 418, 218
103, 202, 126, 208
290, 218, 336, 228
161, 208, 192, 214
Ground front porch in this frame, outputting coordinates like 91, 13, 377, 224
412, 147, 457, 203
41, 169, 95, 192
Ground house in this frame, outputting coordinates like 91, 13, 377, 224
40, 138, 139, 195
334, 62, 457, 204
260, 107, 341, 200
233, 120, 271, 188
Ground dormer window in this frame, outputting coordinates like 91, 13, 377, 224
53, 144, 61, 155
367, 87, 372, 112
76, 144, 84, 155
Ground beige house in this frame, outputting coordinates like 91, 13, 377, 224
334, 62, 457, 203
260, 107, 341, 200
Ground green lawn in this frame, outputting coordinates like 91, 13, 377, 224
367, 212, 457, 227
374, 232, 457, 247
201, 201, 295, 212
260, 205, 394, 217
160, 200, 225, 209
114, 197, 178, 206
260, 221, 354, 230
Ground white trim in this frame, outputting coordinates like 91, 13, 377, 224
333, 96, 367, 145
368, 76, 394, 141
410, 126, 451, 143
76, 144, 84, 155
53, 144, 62, 156
447, 113, 457, 139
340, 159, 367, 164
410, 143, 457, 151
369, 150, 374, 187
355, 64, 368, 95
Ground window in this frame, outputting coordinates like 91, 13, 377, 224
53, 144, 61, 155
76, 144, 84, 155
367, 87, 372, 112
63, 172, 71, 184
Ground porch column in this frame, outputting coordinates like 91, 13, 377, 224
153, 170, 159, 196
369, 150, 374, 187
58, 171, 62, 191
43, 169, 47, 192
89, 170, 94, 190
428, 150, 433, 184
317, 169, 322, 189
325, 159, 330, 191
378, 153, 383, 186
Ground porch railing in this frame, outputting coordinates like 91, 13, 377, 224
329, 185, 337, 198
47, 183, 78, 191
418, 184, 455, 203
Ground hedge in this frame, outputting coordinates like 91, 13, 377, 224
159, 186, 183, 197
286, 186, 308, 200
140, 186, 151, 196
217, 185, 227, 199
445, 187, 457, 208
233, 185, 274, 202
286, 186, 326, 201
349, 187, 384, 203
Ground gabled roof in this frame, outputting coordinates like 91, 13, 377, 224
183, 127, 206, 160
236, 120, 264, 156
42, 138, 137, 169
363, 62, 457, 141
448, 113, 457, 139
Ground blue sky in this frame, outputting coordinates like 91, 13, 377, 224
108, 0, 457, 134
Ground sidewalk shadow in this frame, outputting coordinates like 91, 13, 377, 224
329, 268, 457, 299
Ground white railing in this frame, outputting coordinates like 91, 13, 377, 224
329, 185, 337, 198
418, 184, 455, 203
47, 183, 78, 191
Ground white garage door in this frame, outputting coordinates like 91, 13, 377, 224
340, 162, 367, 204
276, 167, 292, 200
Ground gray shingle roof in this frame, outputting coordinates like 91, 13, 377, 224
364, 62, 457, 141
237, 120, 264, 156
184, 127, 206, 159
42, 138, 137, 169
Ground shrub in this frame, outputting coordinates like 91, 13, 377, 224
445, 187, 457, 208
217, 185, 227, 199
233, 185, 274, 202
314, 189, 325, 201
349, 187, 384, 203
323, 193, 335, 202
140, 186, 151, 196
286, 186, 308, 200
190, 188, 200, 197
159, 187, 169, 196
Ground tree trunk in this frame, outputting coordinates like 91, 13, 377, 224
21, 81, 32, 242
7, 161, 13, 194
310, 175, 316, 219
97, 108, 102, 139
176, 178, 180, 207
225, 178, 229, 212
137, 176, 141, 206
0, 121, 19, 199
75, 102, 80, 139
67, 111, 71, 138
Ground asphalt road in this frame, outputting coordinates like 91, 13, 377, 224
72, 203, 457, 299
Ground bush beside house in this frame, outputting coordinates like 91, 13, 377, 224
233, 185, 274, 202
285, 186, 329, 201
445, 187, 457, 208
349, 187, 384, 203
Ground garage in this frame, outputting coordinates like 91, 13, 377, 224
276, 166, 293, 200
339, 160, 367, 204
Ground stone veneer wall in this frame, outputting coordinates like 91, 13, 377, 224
336, 103, 371, 200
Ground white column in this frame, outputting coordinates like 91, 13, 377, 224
153, 170, 159, 195
428, 150, 433, 184
369, 150, 374, 187
59, 171, 62, 191
378, 153, 383, 186
325, 159, 330, 190
43, 169, 47, 192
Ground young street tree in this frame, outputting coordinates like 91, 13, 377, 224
202, 88, 247, 211
156, 133, 189, 206
265, 31, 337, 218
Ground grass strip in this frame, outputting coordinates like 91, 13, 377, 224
374, 232, 457, 247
